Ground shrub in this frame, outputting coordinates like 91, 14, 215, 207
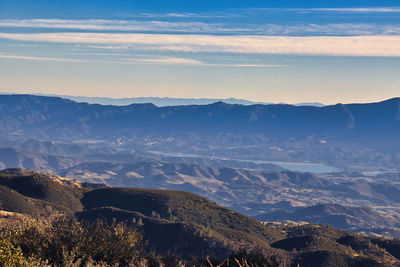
0, 217, 285, 266
0, 217, 143, 266
0, 239, 39, 267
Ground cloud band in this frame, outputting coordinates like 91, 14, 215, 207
1, 32, 400, 57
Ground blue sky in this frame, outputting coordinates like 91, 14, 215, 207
0, 0, 399, 104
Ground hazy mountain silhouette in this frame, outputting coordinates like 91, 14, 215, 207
0, 94, 398, 151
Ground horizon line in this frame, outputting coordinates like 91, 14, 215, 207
1, 91, 399, 107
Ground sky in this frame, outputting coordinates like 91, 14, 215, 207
0, 0, 399, 104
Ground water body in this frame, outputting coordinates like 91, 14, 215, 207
152, 151, 339, 174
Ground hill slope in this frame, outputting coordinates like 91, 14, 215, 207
0, 185, 39, 215
79, 187, 285, 256
0, 168, 87, 214
257, 204, 400, 237
1, 169, 400, 266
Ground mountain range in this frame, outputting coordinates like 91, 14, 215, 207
1, 94, 398, 145
0, 94, 399, 170
2, 94, 400, 240
5, 93, 324, 107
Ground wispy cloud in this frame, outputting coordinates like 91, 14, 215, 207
127, 57, 202, 65
0, 53, 285, 68
126, 8, 400, 20
1, 19, 400, 36
250, 23, 400, 36
246, 7, 400, 13
1, 32, 400, 57
0, 54, 86, 62
216, 63, 286, 68
130, 57, 286, 67
0, 53, 200, 65
136, 12, 230, 19
306, 7, 400, 13
0, 19, 230, 34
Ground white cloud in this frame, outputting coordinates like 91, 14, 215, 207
87, 45, 131, 50
307, 7, 400, 13
1, 32, 400, 57
1, 19, 400, 36
0, 53, 199, 65
0, 54, 86, 62
0, 53, 287, 68
255, 23, 400, 36
0, 19, 227, 34
132, 57, 201, 65
248, 7, 400, 13
137, 12, 222, 18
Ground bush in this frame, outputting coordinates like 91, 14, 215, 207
0, 216, 285, 266
0, 239, 38, 267
0, 217, 143, 266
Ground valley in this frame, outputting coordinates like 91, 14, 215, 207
1, 138, 400, 239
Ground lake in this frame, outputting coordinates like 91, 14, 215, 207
151, 151, 339, 174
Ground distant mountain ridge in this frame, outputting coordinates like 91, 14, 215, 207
7, 93, 324, 107
0, 94, 398, 150
40, 94, 272, 106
